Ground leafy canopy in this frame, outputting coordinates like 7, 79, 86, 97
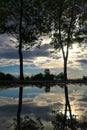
0, 0, 50, 48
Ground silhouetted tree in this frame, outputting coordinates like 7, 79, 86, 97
44, 69, 51, 80
44, 85, 51, 92
5, 73, 14, 80
39, 0, 86, 126
0, 1, 49, 130
31, 73, 43, 80
83, 76, 87, 80
44, 69, 50, 75
0, 72, 5, 80
56, 72, 64, 80
25, 76, 30, 81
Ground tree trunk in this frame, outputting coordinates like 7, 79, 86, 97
17, 48, 24, 130
64, 85, 72, 120
63, 58, 72, 125
17, 0, 24, 130
17, 87, 23, 130
64, 58, 67, 81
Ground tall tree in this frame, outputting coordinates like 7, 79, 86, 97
40, 0, 86, 126
0, 1, 24, 129
17, 0, 24, 129
0, 0, 47, 130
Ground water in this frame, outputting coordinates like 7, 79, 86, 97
0, 85, 64, 98
0, 84, 87, 129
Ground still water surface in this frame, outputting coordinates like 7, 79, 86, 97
0, 84, 86, 97
0, 85, 64, 98
0, 84, 87, 121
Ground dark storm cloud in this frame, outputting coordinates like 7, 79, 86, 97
0, 49, 18, 59
76, 59, 87, 64
0, 49, 50, 59
0, 34, 60, 62
23, 45, 50, 59
0, 42, 51, 60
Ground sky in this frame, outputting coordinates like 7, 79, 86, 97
0, 33, 87, 79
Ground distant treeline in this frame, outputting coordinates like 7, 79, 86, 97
0, 69, 64, 81
0, 69, 87, 81
0, 72, 15, 80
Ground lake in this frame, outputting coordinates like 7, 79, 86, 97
0, 84, 87, 130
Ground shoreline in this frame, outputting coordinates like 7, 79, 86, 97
0, 80, 87, 87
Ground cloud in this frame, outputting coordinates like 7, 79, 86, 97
0, 34, 51, 68
1, 34, 87, 78
0, 49, 18, 59
0, 34, 62, 70
0, 58, 19, 67
25, 64, 38, 68
0, 34, 16, 48
76, 59, 87, 64
23, 45, 51, 59
0, 34, 52, 62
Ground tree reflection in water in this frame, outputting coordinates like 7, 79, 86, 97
44, 84, 51, 93
52, 84, 87, 130
64, 84, 72, 123
51, 84, 73, 130
39, 83, 73, 129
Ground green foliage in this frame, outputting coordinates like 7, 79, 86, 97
5, 73, 14, 80
44, 69, 55, 80
0, 72, 6, 80
56, 72, 64, 80
52, 110, 78, 130
83, 75, 87, 80
0, 72, 14, 80
25, 76, 30, 80
11, 116, 44, 130
52, 110, 87, 130
52, 0, 84, 46
44, 69, 50, 75
9, 113, 87, 130
39, 0, 87, 81
0, 0, 11, 33
40, 0, 87, 58
52, 110, 65, 130
44, 85, 51, 92
0, 0, 49, 48
31, 73, 44, 80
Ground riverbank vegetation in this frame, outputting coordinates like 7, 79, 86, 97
0, 69, 87, 82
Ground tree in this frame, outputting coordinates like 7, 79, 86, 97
5, 73, 14, 80
17, 1, 24, 129
25, 76, 30, 81
0, 1, 49, 129
56, 72, 64, 80
83, 75, 87, 80
44, 85, 51, 92
0, 72, 5, 80
40, 0, 86, 126
44, 69, 50, 75
48, 0, 82, 80
31, 73, 43, 80
43, 69, 55, 81
44, 69, 51, 80
40, 0, 86, 79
